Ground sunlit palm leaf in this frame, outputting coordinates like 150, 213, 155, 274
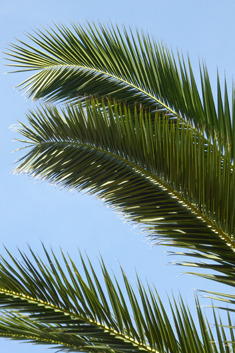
5, 22, 235, 158
13, 99, 235, 305
0, 245, 234, 353
5, 21, 235, 346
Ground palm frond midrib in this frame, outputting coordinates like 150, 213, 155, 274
3, 246, 234, 353
19, 135, 235, 256
20, 61, 183, 121
0, 287, 161, 353
7, 22, 235, 160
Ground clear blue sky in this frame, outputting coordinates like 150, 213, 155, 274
1, 0, 235, 351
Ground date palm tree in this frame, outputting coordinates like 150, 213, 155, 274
1, 22, 235, 352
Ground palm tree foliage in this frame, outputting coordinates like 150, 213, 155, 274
6, 22, 235, 158
0, 245, 234, 353
14, 100, 235, 290
3, 21, 235, 351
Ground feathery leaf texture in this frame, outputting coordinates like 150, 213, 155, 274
5, 21, 235, 350
14, 99, 235, 299
0, 246, 234, 353
5, 22, 235, 158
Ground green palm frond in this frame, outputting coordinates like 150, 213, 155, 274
6, 21, 235, 349
0, 245, 234, 353
0, 311, 89, 352
5, 22, 235, 158
13, 99, 235, 303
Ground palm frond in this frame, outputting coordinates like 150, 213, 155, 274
0, 245, 234, 353
13, 99, 235, 304
0, 311, 88, 352
5, 22, 235, 158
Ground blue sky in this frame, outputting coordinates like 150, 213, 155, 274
1, 0, 235, 351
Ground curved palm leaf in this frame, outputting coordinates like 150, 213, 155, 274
0, 311, 89, 352
0, 245, 234, 353
13, 99, 235, 304
5, 22, 235, 158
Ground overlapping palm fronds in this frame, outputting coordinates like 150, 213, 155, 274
5, 21, 235, 350
13, 99, 235, 305
0, 245, 234, 353
5, 22, 235, 158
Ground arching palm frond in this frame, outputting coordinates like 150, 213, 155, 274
5, 22, 235, 158
0, 245, 234, 353
14, 99, 235, 305
5, 21, 235, 350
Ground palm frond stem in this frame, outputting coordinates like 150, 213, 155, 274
0, 331, 75, 350
0, 288, 158, 353
6, 21, 235, 159
19, 137, 235, 253
1, 246, 235, 352
13, 100, 235, 298
13, 63, 184, 122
